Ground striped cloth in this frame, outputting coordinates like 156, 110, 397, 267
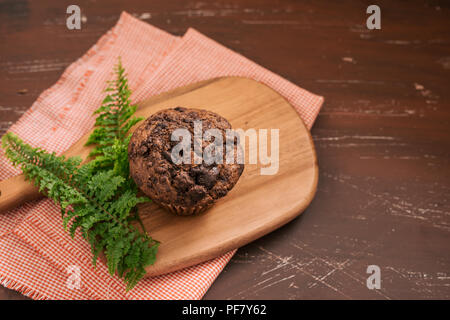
0, 12, 324, 300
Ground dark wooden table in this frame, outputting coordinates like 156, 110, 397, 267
1, 0, 449, 300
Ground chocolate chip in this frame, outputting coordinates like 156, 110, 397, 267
173, 172, 194, 191
197, 166, 219, 189
162, 150, 173, 162
189, 185, 206, 202
189, 165, 203, 177
139, 144, 149, 156
152, 122, 167, 134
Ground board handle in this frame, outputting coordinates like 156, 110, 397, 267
0, 175, 43, 213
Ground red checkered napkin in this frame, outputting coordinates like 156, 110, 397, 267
0, 12, 323, 300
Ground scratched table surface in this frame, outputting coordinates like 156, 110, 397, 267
1, 0, 449, 300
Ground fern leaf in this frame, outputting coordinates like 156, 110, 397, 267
1, 58, 158, 291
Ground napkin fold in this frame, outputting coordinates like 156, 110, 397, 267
0, 12, 323, 300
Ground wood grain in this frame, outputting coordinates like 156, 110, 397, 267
134, 77, 317, 276
0, 0, 449, 299
0, 77, 318, 277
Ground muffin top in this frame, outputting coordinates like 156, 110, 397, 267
128, 107, 244, 211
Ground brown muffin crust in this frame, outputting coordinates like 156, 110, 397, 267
128, 107, 244, 215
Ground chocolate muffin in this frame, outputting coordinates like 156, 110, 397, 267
128, 107, 244, 215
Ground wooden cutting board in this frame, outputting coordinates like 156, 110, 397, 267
0, 77, 318, 277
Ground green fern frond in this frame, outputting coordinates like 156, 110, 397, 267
85, 58, 143, 167
1, 58, 157, 291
